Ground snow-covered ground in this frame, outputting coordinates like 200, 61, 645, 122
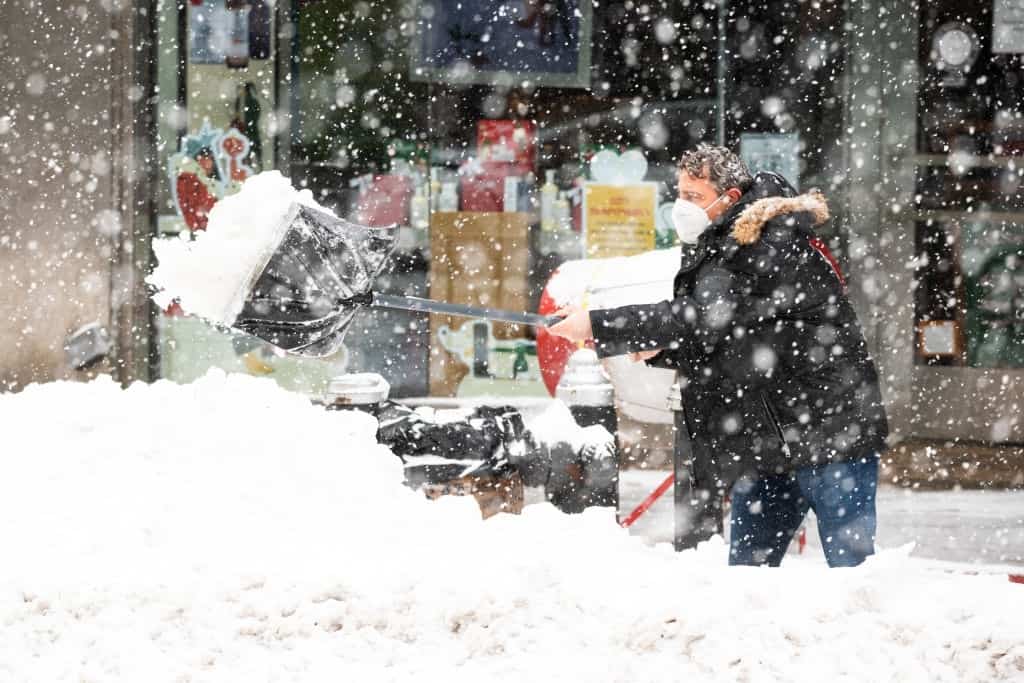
620, 470, 1024, 568
2, 373, 1023, 681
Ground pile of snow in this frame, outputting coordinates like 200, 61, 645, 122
527, 399, 614, 454
2, 373, 1023, 681
148, 171, 324, 324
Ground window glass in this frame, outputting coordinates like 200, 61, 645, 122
725, 0, 848, 198
154, 0, 356, 394
153, 0, 854, 397
291, 0, 732, 398
914, 1, 1024, 368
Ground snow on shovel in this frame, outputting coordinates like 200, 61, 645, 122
231, 203, 562, 358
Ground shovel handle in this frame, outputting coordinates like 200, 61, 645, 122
370, 293, 563, 327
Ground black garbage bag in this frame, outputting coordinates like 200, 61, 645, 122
232, 204, 398, 357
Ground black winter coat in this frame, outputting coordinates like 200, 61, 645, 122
589, 173, 889, 489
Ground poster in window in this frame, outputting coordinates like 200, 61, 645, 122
412, 0, 592, 88
582, 183, 658, 259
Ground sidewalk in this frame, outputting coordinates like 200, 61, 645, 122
618, 469, 1024, 568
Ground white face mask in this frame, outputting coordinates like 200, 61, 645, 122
672, 195, 728, 244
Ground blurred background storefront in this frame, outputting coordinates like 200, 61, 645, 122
146, 0, 1024, 446
150, 0, 852, 406
6, 0, 1021, 449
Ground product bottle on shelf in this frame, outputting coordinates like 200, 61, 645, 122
540, 169, 557, 231
429, 168, 441, 212
410, 186, 429, 229
538, 188, 580, 258
503, 176, 521, 212
521, 171, 536, 215
555, 190, 571, 231
439, 177, 459, 212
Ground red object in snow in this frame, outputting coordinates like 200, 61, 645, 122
619, 473, 674, 529
1010, 574, 1024, 584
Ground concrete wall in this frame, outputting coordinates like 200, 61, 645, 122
0, 0, 153, 389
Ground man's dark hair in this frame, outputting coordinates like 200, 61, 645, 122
678, 143, 753, 193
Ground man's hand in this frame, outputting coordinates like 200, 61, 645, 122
629, 349, 660, 363
546, 305, 593, 342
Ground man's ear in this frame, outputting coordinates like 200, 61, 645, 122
724, 188, 743, 204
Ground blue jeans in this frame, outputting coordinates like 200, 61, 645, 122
728, 456, 878, 568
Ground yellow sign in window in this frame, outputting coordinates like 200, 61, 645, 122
582, 183, 658, 259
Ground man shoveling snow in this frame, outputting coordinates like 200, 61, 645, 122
549, 145, 889, 568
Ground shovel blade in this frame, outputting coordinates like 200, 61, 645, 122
232, 204, 398, 357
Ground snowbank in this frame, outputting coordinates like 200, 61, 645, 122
2, 374, 1022, 681
148, 171, 324, 325
527, 398, 614, 454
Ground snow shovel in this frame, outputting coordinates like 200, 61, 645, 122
231, 203, 564, 358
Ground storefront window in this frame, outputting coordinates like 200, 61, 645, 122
151, 0, 851, 399
154, 0, 355, 394
283, 0, 849, 399
914, 1, 1024, 368
288, 0, 725, 399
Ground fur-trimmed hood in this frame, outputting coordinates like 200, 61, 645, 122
730, 189, 830, 245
